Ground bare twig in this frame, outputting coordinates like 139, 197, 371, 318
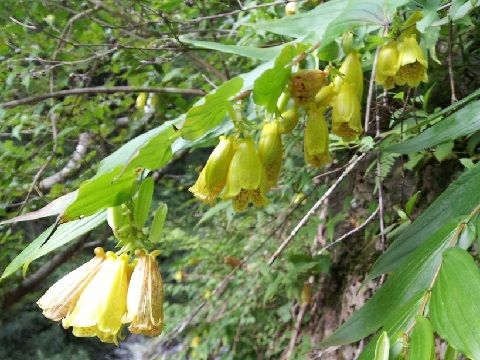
267, 153, 367, 266
39, 133, 94, 191
282, 302, 308, 360
364, 46, 381, 133
447, 20, 457, 104
317, 206, 379, 254
0, 86, 205, 109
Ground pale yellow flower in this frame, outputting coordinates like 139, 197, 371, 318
223, 138, 268, 212
258, 120, 283, 188
37, 247, 106, 322
189, 136, 236, 204
304, 108, 331, 167
394, 36, 428, 87
376, 42, 400, 89
62, 251, 130, 344
123, 250, 164, 336
331, 82, 362, 141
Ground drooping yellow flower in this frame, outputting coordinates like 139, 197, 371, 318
123, 250, 164, 336
62, 251, 130, 344
258, 120, 283, 188
335, 51, 364, 100
331, 82, 362, 141
279, 108, 299, 133
376, 42, 400, 89
189, 136, 236, 204
290, 70, 328, 107
394, 36, 428, 87
304, 108, 331, 167
223, 138, 268, 212
37, 247, 106, 322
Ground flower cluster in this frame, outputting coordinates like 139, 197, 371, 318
38, 248, 164, 344
376, 18, 428, 89
189, 51, 366, 211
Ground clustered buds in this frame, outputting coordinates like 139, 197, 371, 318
38, 247, 164, 344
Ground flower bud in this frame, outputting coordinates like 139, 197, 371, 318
136, 92, 147, 110
331, 82, 362, 141
335, 51, 363, 100
223, 138, 268, 212
285, 1, 297, 16
258, 120, 283, 188
189, 136, 236, 204
301, 283, 312, 305
314, 82, 337, 108
304, 108, 331, 168
279, 108, 299, 133
376, 42, 400, 89
394, 36, 428, 87
290, 70, 328, 107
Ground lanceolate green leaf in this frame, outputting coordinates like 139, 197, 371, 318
253, 44, 297, 113
63, 166, 137, 220
181, 77, 243, 140
133, 177, 154, 229
321, 220, 459, 347
384, 100, 480, 153
98, 119, 180, 175
180, 37, 283, 61
1, 211, 106, 279
358, 292, 425, 360
430, 248, 480, 360
370, 163, 480, 278
408, 316, 435, 360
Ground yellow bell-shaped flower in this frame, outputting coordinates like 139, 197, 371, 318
335, 51, 363, 100
223, 138, 268, 212
37, 247, 106, 322
304, 108, 331, 168
279, 108, 299, 133
189, 136, 236, 204
62, 251, 130, 344
123, 250, 164, 336
258, 120, 283, 188
376, 42, 400, 89
394, 36, 428, 87
331, 82, 362, 141
290, 70, 328, 107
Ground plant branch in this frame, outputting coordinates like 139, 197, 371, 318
267, 153, 367, 266
0, 86, 205, 109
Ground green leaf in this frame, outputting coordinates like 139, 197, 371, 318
321, 220, 458, 347
358, 292, 425, 360
370, 162, 480, 278
444, 345, 459, 360
253, 44, 297, 113
405, 191, 421, 217
433, 141, 454, 162
430, 248, 480, 360
149, 203, 168, 243
180, 37, 283, 61
98, 120, 178, 175
407, 316, 435, 360
133, 177, 154, 229
254, 0, 347, 41
374, 332, 390, 360
63, 166, 137, 220
1, 212, 106, 279
384, 100, 480, 153
181, 77, 243, 140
